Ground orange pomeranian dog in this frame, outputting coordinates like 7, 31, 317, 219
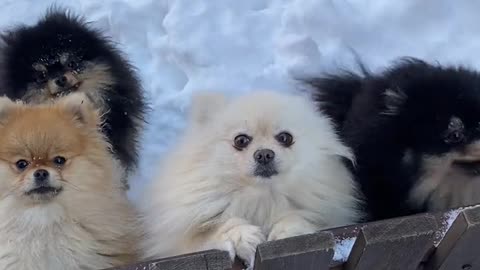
0, 93, 139, 270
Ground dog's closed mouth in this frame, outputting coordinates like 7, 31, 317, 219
65, 82, 82, 93
254, 165, 279, 178
53, 82, 83, 97
26, 186, 63, 196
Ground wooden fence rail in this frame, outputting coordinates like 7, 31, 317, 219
108, 204, 480, 270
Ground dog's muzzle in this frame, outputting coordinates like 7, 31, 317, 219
253, 149, 278, 178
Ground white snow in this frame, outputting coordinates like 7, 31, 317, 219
444, 210, 461, 231
333, 236, 357, 262
435, 208, 462, 246
1, 1, 480, 203
435, 205, 480, 245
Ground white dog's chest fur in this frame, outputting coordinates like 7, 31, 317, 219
225, 186, 290, 231
0, 203, 112, 270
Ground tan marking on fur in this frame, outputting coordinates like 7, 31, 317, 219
22, 85, 52, 104
458, 141, 480, 161
76, 62, 115, 111
22, 62, 114, 114
410, 144, 480, 210
47, 72, 80, 95
47, 80, 60, 95
64, 71, 79, 85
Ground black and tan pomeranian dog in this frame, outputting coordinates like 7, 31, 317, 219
305, 57, 480, 221
0, 8, 147, 188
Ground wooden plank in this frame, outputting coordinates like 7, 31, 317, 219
426, 205, 480, 270
107, 249, 232, 270
254, 231, 334, 270
328, 210, 447, 268
344, 213, 438, 270
327, 224, 361, 268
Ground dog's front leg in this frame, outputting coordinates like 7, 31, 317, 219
204, 217, 265, 269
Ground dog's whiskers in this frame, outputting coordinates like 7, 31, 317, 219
58, 179, 82, 191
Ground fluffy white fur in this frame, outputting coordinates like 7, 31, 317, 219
142, 91, 361, 267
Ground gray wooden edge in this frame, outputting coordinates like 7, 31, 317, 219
344, 213, 439, 270
104, 204, 480, 270
254, 231, 335, 270
106, 249, 232, 270
327, 211, 444, 269
426, 205, 480, 270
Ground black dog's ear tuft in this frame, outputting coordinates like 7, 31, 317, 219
42, 5, 85, 26
382, 88, 407, 116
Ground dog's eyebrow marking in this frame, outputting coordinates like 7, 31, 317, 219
448, 116, 464, 130
32, 63, 46, 72
59, 53, 70, 65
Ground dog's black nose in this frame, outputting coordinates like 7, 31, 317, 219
55, 75, 68, 87
33, 169, 49, 184
254, 149, 275, 165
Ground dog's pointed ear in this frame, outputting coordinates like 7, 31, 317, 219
0, 96, 18, 124
57, 93, 100, 127
383, 88, 407, 116
190, 91, 227, 125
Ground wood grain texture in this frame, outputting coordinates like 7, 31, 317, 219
426, 205, 480, 270
254, 231, 334, 270
107, 250, 232, 270
345, 214, 438, 270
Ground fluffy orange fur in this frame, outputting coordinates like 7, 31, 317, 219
0, 93, 139, 270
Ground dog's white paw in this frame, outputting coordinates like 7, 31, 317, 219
228, 223, 265, 268
212, 218, 265, 268
268, 217, 317, 241
207, 218, 266, 268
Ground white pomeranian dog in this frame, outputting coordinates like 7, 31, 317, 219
142, 90, 362, 268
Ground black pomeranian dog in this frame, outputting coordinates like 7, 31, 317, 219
305, 58, 480, 221
0, 9, 147, 189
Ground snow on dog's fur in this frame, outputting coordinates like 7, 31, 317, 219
142, 91, 361, 267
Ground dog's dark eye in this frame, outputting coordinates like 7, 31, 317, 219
444, 117, 465, 144
15, 159, 29, 171
275, 132, 294, 147
35, 71, 47, 83
67, 61, 77, 69
233, 134, 251, 150
53, 156, 66, 166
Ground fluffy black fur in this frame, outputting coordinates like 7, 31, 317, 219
305, 58, 480, 220
0, 9, 147, 188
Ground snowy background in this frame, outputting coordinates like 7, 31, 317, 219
1, 0, 480, 203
